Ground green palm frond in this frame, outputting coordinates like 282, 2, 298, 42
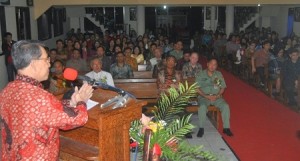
162, 141, 218, 161
153, 81, 198, 123
166, 114, 195, 140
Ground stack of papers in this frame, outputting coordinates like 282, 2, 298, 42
86, 99, 99, 110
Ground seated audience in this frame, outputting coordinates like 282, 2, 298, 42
110, 52, 134, 79
96, 46, 111, 72
157, 55, 181, 93
131, 46, 145, 64
176, 51, 190, 71
66, 49, 89, 73
182, 52, 202, 78
65, 39, 74, 59
268, 48, 285, 96
144, 43, 157, 61
49, 48, 58, 67
282, 49, 300, 106
106, 39, 115, 57
251, 40, 271, 87
124, 47, 138, 71
150, 47, 163, 70
153, 55, 166, 78
169, 40, 184, 60
196, 58, 233, 137
86, 57, 114, 86
56, 39, 67, 61
49, 60, 68, 95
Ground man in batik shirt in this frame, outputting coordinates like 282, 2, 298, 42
124, 47, 138, 71
110, 52, 134, 79
182, 52, 202, 78
0, 40, 93, 161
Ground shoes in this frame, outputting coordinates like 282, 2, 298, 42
223, 128, 234, 137
185, 132, 193, 139
288, 102, 298, 107
197, 128, 204, 138
273, 92, 280, 97
259, 82, 265, 87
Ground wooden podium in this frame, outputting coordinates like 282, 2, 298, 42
59, 88, 147, 161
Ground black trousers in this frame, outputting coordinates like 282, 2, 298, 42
256, 66, 265, 84
284, 82, 297, 105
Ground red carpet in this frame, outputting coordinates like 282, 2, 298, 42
220, 69, 300, 161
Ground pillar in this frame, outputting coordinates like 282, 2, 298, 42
210, 6, 216, 31
136, 6, 145, 36
226, 5, 234, 36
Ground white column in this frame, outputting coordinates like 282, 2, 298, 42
210, 6, 216, 31
136, 6, 145, 36
226, 5, 234, 36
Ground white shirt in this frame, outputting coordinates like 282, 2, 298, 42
150, 58, 161, 70
85, 71, 115, 87
234, 49, 243, 65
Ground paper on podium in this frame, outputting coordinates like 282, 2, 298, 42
86, 99, 99, 110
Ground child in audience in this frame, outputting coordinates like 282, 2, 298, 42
268, 48, 285, 96
282, 49, 300, 107
251, 40, 271, 87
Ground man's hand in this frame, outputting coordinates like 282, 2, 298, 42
205, 95, 217, 102
70, 83, 94, 106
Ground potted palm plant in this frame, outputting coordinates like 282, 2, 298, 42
130, 82, 218, 161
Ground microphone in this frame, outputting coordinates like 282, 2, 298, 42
63, 68, 135, 98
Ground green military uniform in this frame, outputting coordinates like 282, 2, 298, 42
196, 69, 230, 129
169, 50, 183, 60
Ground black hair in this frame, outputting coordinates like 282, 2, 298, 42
96, 46, 106, 51
50, 48, 58, 53
166, 55, 176, 62
289, 48, 299, 55
207, 57, 218, 63
72, 48, 81, 54
262, 40, 271, 46
56, 39, 64, 44
4, 32, 12, 38
53, 59, 65, 66
150, 43, 157, 47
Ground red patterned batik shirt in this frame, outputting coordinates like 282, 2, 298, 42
0, 74, 88, 161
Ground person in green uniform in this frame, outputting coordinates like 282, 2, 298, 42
169, 40, 183, 60
196, 58, 233, 137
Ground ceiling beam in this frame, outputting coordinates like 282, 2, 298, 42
33, 0, 300, 19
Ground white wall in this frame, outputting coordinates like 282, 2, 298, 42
66, 6, 85, 31
294, 22, 300, 36
0, 1, 72, 89
124, 6, 138, 34
258, 5, 300, 38
204, 6, 218, 31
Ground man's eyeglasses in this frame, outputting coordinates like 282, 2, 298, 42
35, 57, 50, 62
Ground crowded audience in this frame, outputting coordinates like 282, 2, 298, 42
3, 25, 299, 110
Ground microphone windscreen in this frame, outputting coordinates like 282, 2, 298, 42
63, 68, 78, 81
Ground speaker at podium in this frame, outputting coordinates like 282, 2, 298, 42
59, 88, 147, 161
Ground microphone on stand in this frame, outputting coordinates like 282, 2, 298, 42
63, 68, 136, 108
63, 68, 135, 98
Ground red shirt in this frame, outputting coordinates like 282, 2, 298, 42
0, 74, 88, 160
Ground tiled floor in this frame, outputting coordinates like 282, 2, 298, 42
186, 114, 238, 161
131, 114, 239, 161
